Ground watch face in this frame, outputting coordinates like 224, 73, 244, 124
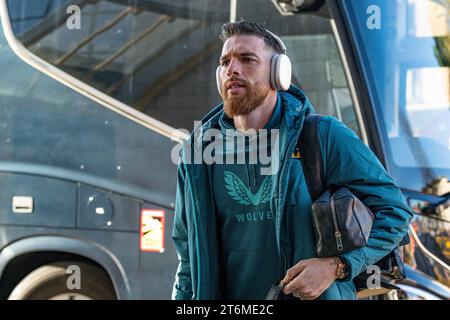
336, 258, 347, 279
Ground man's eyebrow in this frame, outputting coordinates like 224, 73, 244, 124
240, 52, 259, 58
219, 52, 259, 62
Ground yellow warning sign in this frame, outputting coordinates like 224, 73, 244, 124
140, 209, 165, 252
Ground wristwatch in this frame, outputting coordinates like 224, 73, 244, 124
334, 256, 348, 280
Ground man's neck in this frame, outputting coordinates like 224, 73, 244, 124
233, 92, 278, 132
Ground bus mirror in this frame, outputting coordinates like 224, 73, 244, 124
271, 0, 330, 18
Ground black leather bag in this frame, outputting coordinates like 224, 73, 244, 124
312, 187, 374, 257
298, 112, 409, 291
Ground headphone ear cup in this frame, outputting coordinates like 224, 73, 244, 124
270, 55, 278, 90
270, 54, 292, 91
216, 66, 222, 95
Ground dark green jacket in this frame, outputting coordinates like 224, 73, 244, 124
172, 85, 413, 300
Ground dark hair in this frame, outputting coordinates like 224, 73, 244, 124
219, 19, 283, 54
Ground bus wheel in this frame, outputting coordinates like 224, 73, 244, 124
8, 261, 116, 300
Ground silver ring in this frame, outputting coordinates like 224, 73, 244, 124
293, 292, 303, 299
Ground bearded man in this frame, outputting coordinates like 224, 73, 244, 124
171, 19, 412, 300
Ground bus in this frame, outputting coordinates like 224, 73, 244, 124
0, 0, 449, 300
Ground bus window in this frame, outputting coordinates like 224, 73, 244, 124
6, 0, 362, 138
6, 0, 227, 132
342, 0, 450, 191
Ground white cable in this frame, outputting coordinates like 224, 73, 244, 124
409, 224, 450, 272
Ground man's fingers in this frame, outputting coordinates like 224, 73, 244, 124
282, 260, 307, 284
283, 272, 309, 295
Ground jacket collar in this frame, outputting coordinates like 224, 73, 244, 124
186, 85, 314, 151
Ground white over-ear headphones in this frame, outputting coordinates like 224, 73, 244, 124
216, 29, 292, 94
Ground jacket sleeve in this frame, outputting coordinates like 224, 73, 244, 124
171, 162, 194, 299
318, 116, 413, 281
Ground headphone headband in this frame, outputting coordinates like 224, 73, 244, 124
265, 29, 287, 54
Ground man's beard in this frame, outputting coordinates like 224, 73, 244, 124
222, 79, 270, 118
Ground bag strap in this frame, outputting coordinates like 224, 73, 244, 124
297, 112, 326, 202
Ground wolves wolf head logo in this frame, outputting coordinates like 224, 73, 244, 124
224, 171, 272, 206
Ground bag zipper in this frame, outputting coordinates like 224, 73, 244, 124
330, 194, 344, 252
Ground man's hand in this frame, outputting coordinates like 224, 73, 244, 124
281, 257, 338, 300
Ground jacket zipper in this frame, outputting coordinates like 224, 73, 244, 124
277, 128, 303, 274
330, 194, 344, 252
245, 164, 251, 186
252, 164, 256, 186
276, 108, 310, 275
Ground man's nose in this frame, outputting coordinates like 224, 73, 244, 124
226, 57, 241, 77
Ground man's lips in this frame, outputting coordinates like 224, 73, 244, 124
225, 80, 246, 94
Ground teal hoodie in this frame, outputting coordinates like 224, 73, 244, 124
213, 94, 282, 299
172, 85, 413, 300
